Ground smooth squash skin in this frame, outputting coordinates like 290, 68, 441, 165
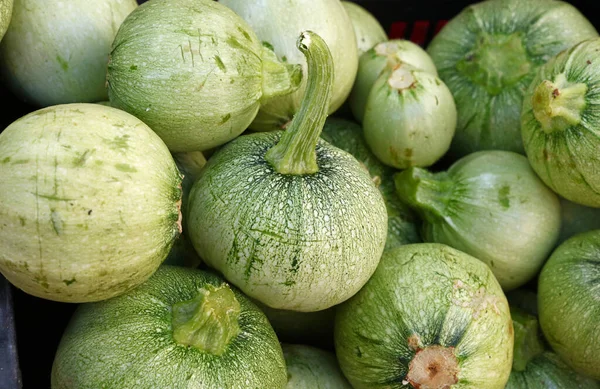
186, 32, 388, 312
220, 0, 358, 131
0, 0, 138, 107
107, 0, 301, 152
521, 38, 600, 208
538, 230, 600, 380
51, 266, 288, 389
427, 0, 598, 158
283, 344, 352, 388
0, 103, 182, 303
395, 150, 561, 291
506, 307, 599, 389
341, 1, 387, 57
320, 117, 421, 250
334, 243, 514, 389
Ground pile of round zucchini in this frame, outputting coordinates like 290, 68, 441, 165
0, 0, 599, 388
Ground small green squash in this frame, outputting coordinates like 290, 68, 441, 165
0, 0, 138, 107
0, 0, 13, 42
107, 0, 301, 152
506, 306, 599, 389
51, 265, 288, 389
395, 150, 561, 291
283, 344, 352, 388
220, 0, 358, 131
0, 103, 182, 303
538, 230, 600, 380
341, 1, 387, 57
186, 31, 388, 312
334, 243, 514, 389
427, 0, 598, 158
521, 37, 600, 208
320, 117, 421, 249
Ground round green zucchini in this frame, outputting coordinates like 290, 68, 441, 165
51, 265, 288, 389
395, 150, 561, 291
283, 344, 352, 388
320, 117, 421, 249
186, 31, 388, 312
538, 230, 600, 380
334, 243, 514, 389
0, 0, 138, 107
0, 103, 182, 303
107, 0, 301, 152
427, 0, 598, 158
521, 37, 600, 207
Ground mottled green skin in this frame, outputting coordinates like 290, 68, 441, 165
522, 38, 600, 208
427, 0, 598, 158
0, 0, 13, 42
557, 197, 600, 247
186, 131, 388, 312
220, 0, 358, 131
0, 0, 137, 107
341, 1, 387, 57
334, 243, 514, 389
538, 230, 600, 380
51, 266, 288, 389
0, 104, 182, 302
320, 117, 421, 250
350, 40, 438, 123
506, 351, 600, 389
396, 151, 561, 291
108, 0, 269, 152
363, 65, 457, 169
283, 344, 352, 388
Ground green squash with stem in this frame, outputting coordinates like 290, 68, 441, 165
321, 117, 421, 250
186, 31, 388, 312
107, 0, 301, 152
521, 37, 600, 208
394, 150, 561, 291
427, 0, 598, 158
506, 306, 599, 388
334, 243, 514, 389
538, 230, 600, 380
51, 265, 288, 389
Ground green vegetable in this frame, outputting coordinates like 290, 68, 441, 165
282, 344, 352, 388
521, 37, 600, 208
538, 230, 600, 380
0, 0, 13, 42
334, 243, 514, 389
186, 31, 387, 312
363, 63, 457, 169
341, 1, 387, 57
0, 0, 138, 107
51, 265, 287, 389
220, 0, 358, 131
557, 197, 600, 246
0, 103, 182, 302
107, 0, 301, 152
320, 117, 421, 249
350, 39, 438, 123
395, 150, 561, 291
427, 0, 598, 158
506, 306, 599, 389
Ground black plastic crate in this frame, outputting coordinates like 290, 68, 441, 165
2, 1, 600, 388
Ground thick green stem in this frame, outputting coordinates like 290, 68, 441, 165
510, 307, 545, 372
532, 73, 587, 133
394, 167, 454, 222
264, 31, 334, 175
171, 284, 241, 356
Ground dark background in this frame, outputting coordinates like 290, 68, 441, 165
1, 1, 598, 388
